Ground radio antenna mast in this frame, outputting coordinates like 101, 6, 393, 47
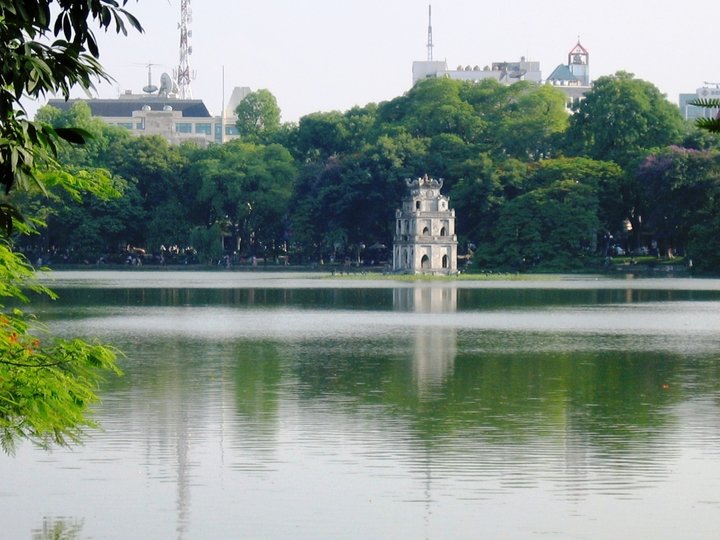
176, 0, 193, 99
427, 5, 434, 62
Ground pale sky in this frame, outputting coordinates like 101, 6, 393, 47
44, 0, 720, 122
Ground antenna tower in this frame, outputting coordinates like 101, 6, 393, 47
426, 5, 434, 62
176, 0, 193, 99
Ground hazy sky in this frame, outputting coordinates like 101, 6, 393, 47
55, 0, 719, 121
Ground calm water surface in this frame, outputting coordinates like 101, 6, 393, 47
3, 271, 720, 539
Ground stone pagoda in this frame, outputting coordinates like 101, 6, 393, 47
393, 175, 458, 274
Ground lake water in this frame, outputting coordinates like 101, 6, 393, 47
3, 271, 720, 539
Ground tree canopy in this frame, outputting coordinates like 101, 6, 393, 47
565, 71, 685, 166
235, 88, 282, 141
22, 70, 720, 274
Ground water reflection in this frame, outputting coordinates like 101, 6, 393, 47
5, 275, 720, 539
394, 287, 458, 397
32, 517, 83, 540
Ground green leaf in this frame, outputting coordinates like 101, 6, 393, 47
689, 98, 720, 109
55, 127, 91, 145
62, 14, 71, 41
0, 202, 24, 236
119, 9, 143, 33
87, 32, 98, 57
694, 117, 720, 134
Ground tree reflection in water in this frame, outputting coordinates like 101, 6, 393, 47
32, 517, 84, 540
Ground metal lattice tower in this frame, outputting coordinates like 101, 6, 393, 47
427, 4, 433, 62
175, 0, 193, 99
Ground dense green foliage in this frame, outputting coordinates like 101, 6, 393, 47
565, 72, 685, 166
234, 88, 282, 142
27, 73, 720, 273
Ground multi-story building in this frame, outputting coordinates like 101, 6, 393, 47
679, 84, 720, 120
46, 85, 252, 146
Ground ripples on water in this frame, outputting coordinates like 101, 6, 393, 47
4, 273, 720, 539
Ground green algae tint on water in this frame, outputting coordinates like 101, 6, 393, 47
3, 272, 720, 539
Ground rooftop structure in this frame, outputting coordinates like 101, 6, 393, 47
47, 86, 250, 146
546, 41, 591, 107
175, 0, 194, 99
412, 7, 593, 107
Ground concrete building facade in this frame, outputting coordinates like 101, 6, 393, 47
46, 86, 251, 146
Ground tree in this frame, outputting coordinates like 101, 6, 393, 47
449, 155, 525, 250
493, 84, 569, 160
189, 223, 224, 265
637, 147, 720, 263
565, 72, 684, 166
34, 101, 119, 167
102, 135, 192, 251
488, 178, 601, 271
0, 0, 141, 453
527, 157, 625, 245
290, 127, 429, 262
46, 174, 146, 261
27, 105, 155, 259
234, 89, 282, 141
189, 141, 296, 258
295, 111, 351, 161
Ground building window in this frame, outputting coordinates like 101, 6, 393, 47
176, 123, 192, 133
135, 122, 144, 130
442, 255, 448, 268
195, 123, 211, 135
422, 226, 429, 236
225, 125, 238, 135
416, 200, 421, 210
440, 227, 446, 236
421, 255, 430, 269
117, 122, 133, 130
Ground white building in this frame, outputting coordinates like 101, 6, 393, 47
46, 86, 252, 146
393, 175, 458, 275
413, 57, 541, 86
679, 84, 720, 120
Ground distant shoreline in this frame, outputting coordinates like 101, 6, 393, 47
35, 262, 699, 280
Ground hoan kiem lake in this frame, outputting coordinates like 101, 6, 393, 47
3, 271, 720, 539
